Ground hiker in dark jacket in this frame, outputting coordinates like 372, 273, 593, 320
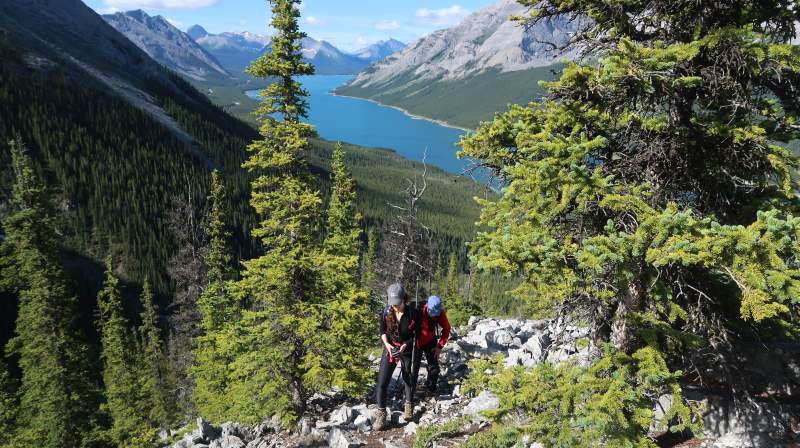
416, 295, 451, 395
372, 283, 422, 431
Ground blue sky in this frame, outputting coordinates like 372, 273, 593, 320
84, 0, 496, 52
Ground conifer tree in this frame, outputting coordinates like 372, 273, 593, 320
314, 143, 372, 400
360, 227, 380, 299
2, 139, 94, 448
324, 143, 361, 263
192, 170, 237, 423
229, 0, 327, 423
460, 1, 800, 444
138, 278, 174, 430
97, 257, 147, 446
229, 1, 372, 424
0, 359, 17, 447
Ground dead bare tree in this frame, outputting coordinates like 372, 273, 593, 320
378, 150, 435, 298
164, 177, 209, 414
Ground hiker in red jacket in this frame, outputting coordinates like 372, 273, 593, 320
416, 295, 451, 395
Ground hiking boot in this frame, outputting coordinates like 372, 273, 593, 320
372, 408, 386, 431
403, 401, 414, 420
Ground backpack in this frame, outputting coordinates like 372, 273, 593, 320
382, 303, 422, 339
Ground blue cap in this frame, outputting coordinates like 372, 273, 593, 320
427, 296, 442, 317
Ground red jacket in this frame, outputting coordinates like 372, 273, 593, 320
416, 304, 451, 349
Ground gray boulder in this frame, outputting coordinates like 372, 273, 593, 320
329, 404, 356, 425
487, 329, 515, 348
327, 427, 360, 448
463, 390, 500, 422
504, 348, 536, 368
210, 436, 245, 448
353, 413, 372, 433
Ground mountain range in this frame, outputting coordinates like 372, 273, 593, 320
0, 0, 475, 291
354, 38, 408, 62
336, 0, 575, 128
103, 11, 406, 78
103, 10, 229, 83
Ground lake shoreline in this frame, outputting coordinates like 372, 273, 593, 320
243, 75, 471, 175
329, 91, 475, 133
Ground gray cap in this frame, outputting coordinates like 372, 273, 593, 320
387, 283, 406, 306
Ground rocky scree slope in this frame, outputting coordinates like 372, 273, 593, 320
103, 10, 230, 83
342, 0, 573, 89
164, 318, 799, 448
335, 0, 574, 128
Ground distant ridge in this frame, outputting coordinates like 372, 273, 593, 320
104, 10, 230, 82
190, 29, 375, 75
353, 38, 406, 62
336, 0, 575, 128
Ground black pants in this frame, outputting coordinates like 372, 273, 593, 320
421, 342, 440, 392
376, 347, 421, 408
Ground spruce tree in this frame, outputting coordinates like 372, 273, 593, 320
229, 1, 371, 423
314, 143, 372, 399
138, 278, 174, 430
97, 257, 148, 446
2, 139, 94, 448
459, 0, 800, 444
192, 170, 237, 423
0, 359, 17, 447
229, 0, 325, 423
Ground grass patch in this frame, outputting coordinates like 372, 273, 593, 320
460, 426, 521, 448
413, 418, 469, 448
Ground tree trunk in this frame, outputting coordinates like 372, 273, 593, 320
610, 270, 644, 353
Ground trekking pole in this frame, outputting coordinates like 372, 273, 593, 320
412, 276, 419, 394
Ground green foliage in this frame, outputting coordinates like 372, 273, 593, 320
440, 253, 481, 327
458, 0, 800, 444
336, 65, 562, 129
97, 258, 154, 447
463, 349, 702, 448
0, 359, 17, 447
228, 0, 372, 425
138, 278, 176, 430
459, 426, 520, 448
2, 140, 95, 448
192, 171, 239, 423
311, 143, 373, 397
413, 417, 468, 448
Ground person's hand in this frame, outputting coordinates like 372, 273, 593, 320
433, 347, 442, 359
384, 343, 394, 353
399, 343, 408, 353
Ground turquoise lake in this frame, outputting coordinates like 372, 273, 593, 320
245, 75, 470, 175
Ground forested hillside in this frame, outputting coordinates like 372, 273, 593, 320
0, 36, 483, 292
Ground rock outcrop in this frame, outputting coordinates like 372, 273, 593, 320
103, 10, 230, 82
343, 0, 576, 90
165, 318, 799, 448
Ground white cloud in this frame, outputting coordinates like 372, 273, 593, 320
166, 17, 184, 28
101, 0, 220, 10
374, 19, 400, 30
415, 5, 469, 27
305, 16, 326, 26
356, 36, 367, 45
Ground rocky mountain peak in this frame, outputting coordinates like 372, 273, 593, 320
354, 38, 407, 62
103, 9, 229, 82
186, 24, 209, 40
345, 0, 575, 89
